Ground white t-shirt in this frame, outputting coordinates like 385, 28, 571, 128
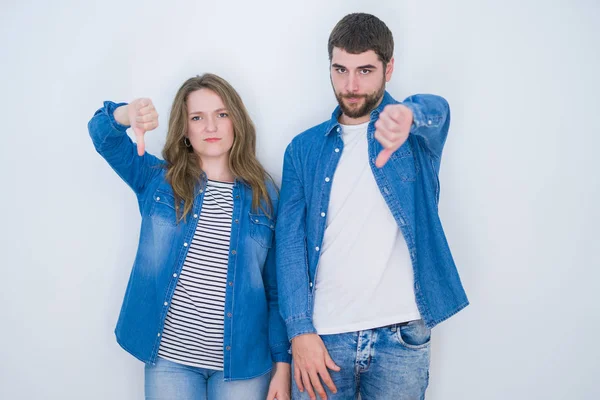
312, 122, 421, 335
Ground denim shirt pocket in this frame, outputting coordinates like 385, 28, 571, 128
248, 212, 275, 248
150, 188, 179, 226
390, 140, 417, 182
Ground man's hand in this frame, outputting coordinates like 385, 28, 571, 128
114, 98, 159, 156
292, 333, 340, 400
374, 104, 413, 168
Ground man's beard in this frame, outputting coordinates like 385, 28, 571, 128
334, 80, 386, 119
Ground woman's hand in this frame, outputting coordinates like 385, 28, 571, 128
114, 98, 158, 156
266, 362, 291, 400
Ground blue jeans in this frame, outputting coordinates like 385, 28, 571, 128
293, 320, 431, 400
145, 357, 270, 400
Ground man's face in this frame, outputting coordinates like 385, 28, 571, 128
330, 47, 394, 121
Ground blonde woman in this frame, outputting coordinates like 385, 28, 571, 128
88, 74, 290, 400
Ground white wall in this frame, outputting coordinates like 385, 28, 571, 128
1, 0, 598, 399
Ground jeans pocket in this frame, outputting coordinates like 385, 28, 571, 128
396, 320, 431, 349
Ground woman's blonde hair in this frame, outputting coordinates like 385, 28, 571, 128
162, 73, 273, 221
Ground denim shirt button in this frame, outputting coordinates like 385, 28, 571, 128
309, 282, 313, 287
325, 177, 330, 182
163, 302, 168, 306
226, 346, 231, 351
231, 250, 237, 255
320, 212, 326, 217
183, 242, 188, 247
234, 219, 239, 223
315, 247, 320, 251
228, 282, 233, 286
193, 214, 198, 218
173, 273, 177, 278
227, 313, 232, 317
334, 148, 340, 153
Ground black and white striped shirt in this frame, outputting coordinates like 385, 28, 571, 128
158, 180, 234, 370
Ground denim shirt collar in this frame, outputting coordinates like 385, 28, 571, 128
197, 172, 249, 192
324, 91, 397, 136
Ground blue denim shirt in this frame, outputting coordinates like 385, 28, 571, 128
276, 92, 469, 340
88, 101, 291, 381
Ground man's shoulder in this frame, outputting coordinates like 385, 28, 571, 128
289, 119, 332, 148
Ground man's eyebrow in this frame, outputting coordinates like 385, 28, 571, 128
331, 63, 377, 69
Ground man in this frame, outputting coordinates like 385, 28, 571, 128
276, 13, 469, 400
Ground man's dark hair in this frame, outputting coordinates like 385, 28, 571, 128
328, 13, 394, 64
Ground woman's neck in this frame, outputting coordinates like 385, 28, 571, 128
200, 155, 234, 183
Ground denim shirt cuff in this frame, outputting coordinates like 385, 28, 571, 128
286, 317, 317, 341
402, 101, 427, 132
272, 350, 292, 364
103, 101, 130, 132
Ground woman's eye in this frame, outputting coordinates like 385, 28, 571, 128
218, 112, 229, 118
191, 116, 201, 121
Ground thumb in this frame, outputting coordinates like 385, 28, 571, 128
325, 353, 341, 372
375, 148, 393, 168
134, 127, 145, 156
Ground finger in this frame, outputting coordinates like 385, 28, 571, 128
376, 112, 396, 132
137, 98, 150, 109
294, 363, 304, 393
377, 115, 405, 143
136, 108, 158, 121
382, 104, 403, 122
308, 370, 327, 400
139, 102, 155, 113
374, 130, 394, 149
325, 353, 341, 372
139, 121, 158, 131
266, 387, 276, 400
135, 131, 145, 156
318, 368, 337, 394
301, 370, 317, 400
376, 148, 393, 168
138, 108, 156, 121
390, 106, 412, 125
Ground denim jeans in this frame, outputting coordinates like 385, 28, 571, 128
145, 357, 270, 400
292, 320, 431, 400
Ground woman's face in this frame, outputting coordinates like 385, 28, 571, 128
186, 88, 234, 161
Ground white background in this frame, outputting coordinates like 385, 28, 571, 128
1, 0, 599, 399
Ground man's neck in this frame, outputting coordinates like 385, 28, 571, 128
339, 113, 370, 125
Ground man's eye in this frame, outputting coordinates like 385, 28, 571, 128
360, 69, 371, 75
335, 68, 347, 74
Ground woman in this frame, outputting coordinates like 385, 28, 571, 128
88, 74, 291, 400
